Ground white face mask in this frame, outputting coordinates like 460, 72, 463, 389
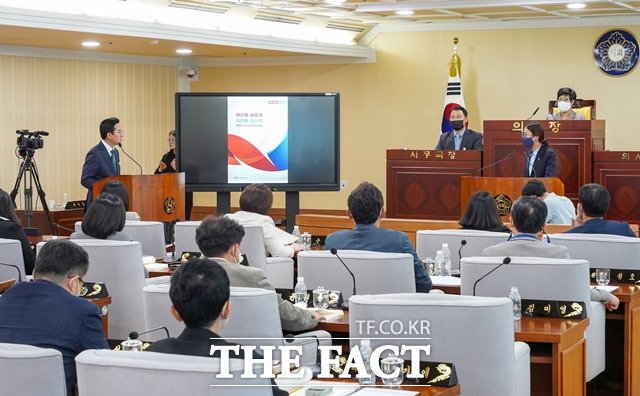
557, 100, 572, 113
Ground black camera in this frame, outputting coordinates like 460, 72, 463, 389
16, 129, 48, 157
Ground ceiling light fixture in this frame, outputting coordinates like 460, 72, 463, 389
395, 10, 415, 16
176, 48, 193, 54
82, 41, 100, 47
567, 3, 586, 9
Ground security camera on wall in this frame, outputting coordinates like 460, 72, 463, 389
186, 67, 198, 80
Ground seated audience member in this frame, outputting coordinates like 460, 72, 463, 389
324, 181, 432, 293
546, 87, 585, 121
0, 239, 109, 396
483, 196, 619, 310
0, 189, 36, 275
521, 179, 575, 224
459, 190, 511, 233
146, 259, 287, 395
195, 216, 322, 332
565, 183, 636, 237
70, 193, 132, 241
226, 183, 302, 258
99, 180, 141, 221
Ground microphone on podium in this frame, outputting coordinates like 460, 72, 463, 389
458, 240, 467, 262
525, 107, 540, 121
129, 326, 170, 340
472, 257, 511, 296
0, 262, 23, 283
476, 153, 512, 176
330, 248, 356, 307
118, 143, 143, 175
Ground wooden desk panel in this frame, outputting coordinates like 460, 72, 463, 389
606, 285, 640, 396
16, 208, 84, 236
88, 296, 112, 339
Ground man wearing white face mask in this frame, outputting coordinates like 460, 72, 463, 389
546, 87, 586, 121
194, 216, 323, 332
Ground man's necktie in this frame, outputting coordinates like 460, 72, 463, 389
111, 150, 117, 173
454, 134, 462, 150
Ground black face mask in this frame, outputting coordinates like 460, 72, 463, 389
450, 120, 465, 131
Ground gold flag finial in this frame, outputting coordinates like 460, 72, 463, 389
448, 37, 461, 78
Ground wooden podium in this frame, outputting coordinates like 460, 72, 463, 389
483, 120, 605, 202
461, 176, 564, 216
386, 149, 481, 220
93, 173, 185, 222
593, 151, 640, 223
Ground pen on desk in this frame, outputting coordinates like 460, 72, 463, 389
288, 385, 304, 394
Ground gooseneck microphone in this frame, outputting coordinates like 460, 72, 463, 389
458, 240, 467, 262
330, 248, 356, 306
525, 107, 540, 121
118, 143, 143, 175
129, 326, 170, 340
52, 223, 76, 236
476, 153, 512, 176
0, 262, 23, 283
472, 257, 511, 296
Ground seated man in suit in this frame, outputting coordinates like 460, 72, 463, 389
0, 239, 109, 396
147, 259, 287, 395
521, 179, 575, 224
324, 181, 432, 293
483, 196, 619, 310
80, 117, 123, 210
195, 216, 322, 332
435, 105, 483, 151
565, 183, 636, 237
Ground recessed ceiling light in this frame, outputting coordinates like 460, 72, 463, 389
326, 0, 347, 4
567, 3, 586, 9
176, 49, 193, 54
395, 10, 415, 15
82, 41, 100, 47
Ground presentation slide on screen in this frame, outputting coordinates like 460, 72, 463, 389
227, 96, 289, 184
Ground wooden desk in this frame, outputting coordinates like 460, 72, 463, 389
316, 311, 588, 396
88, 296, 112, 338
315, 378, 460, 395
17, 208, 84, 236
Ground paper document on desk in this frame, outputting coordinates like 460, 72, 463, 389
430, 276, 461, 286
308, 308, 344, 321
352, 389, 418, 395
287, 380, 359, 395
590, 285, 619, 293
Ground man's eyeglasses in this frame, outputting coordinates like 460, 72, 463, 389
67, 274, 85, 295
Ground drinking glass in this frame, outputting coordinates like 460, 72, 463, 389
313, 286, 329, 309
380, 353, 404, 387
301, 232, 312, 251
596, 268, 610, 286
48, 200, 56, 210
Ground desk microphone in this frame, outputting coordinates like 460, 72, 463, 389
129, 326, 170, 340
525, 107, 540, 121
53, 223, 76, 235
524, 151, 537, 178
458, 240, 467, 262
472, 257, 511, 296
0, 262, 23, 282
330, 248, 356, 307
118, 143, 143, 175
476, 153, 512, 176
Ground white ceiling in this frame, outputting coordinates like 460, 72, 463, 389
1, 0, 640, 63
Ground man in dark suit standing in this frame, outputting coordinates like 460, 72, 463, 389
435, 106, 483, 151
81, 117, 123, 210
565, 183, 636, 237
0, 239, 109, 396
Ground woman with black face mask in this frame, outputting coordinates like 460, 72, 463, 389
522, 121, 557, 177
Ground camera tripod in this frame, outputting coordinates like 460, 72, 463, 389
9, 150, 55, 236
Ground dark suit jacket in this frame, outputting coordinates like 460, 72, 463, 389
435, 128, 483, 150
0, 280, 108, 396
524, 146, 557, 177
147, 327, 287, 395
564, 218, 636, 237
0, 218, 36, 275
80, 142, 120, 208
324, 223, 432, 292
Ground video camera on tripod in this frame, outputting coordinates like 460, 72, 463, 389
16, 129, 49, 157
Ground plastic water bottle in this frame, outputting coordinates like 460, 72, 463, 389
441, 243, 451, 276
434, 250, 444, 276
294, 276, 307, 305
358, 339, 376, 385
292, 225, 301, 244
509, 286, 522, 321
62, 192, 68, 208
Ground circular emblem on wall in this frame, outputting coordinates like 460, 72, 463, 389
164, 197, 176, 214
594, 29, 639, 77
494, 193, 513, 217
